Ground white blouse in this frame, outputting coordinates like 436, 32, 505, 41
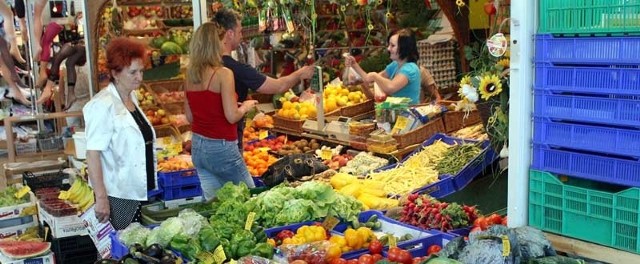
83, 83, 157, 201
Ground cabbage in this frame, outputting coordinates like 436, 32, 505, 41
178, 209, 208, 237
157, 217, 184, 243
118, 222, 151, 247
145, 227, 171, 247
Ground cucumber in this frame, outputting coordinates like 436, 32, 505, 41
367, 214, 379, 223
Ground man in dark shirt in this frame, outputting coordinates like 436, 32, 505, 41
213, 8, 315, 149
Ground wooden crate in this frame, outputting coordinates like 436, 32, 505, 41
392, 117, 445, 149
443, 110, 481, 133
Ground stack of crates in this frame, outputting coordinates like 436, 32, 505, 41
531, 0, 640, 254
157, 168, 203, 203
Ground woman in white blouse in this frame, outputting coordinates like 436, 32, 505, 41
83, 38, 157, 230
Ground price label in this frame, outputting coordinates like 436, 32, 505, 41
213, 245, 226, 263
15, 186, 30, 199
321, 215, 340, 231
501, 235, 510, 256
391, 116, 409, 135
259, 130, 269, 140
389, 235, 397, 248
245, 212, 256, 230
321, 149, 333, 160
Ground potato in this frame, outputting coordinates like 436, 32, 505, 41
303, 146, 311, 152
310, 143, 320, 149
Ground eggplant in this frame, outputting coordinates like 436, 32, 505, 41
94, 259, 119, 264
133, 251, 160, 264
144, 244, 163, 258
129, 243, 145, 255
159, 255, 177, 264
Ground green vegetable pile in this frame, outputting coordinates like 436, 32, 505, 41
435, 143, 483, 176
245, 181, 363, 228
0, 186, 29, 207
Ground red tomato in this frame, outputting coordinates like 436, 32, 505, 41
427, 245, 442, 255
371, 254, 383, 262
488, 214, 503, 225
330, 258, 347, 264
357, 254, 374, 264
396, 249, 413, 264
368, 240, 383, 255
346, 259, 358, 264
387, 247, 401, 262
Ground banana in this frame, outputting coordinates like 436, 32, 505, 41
65, 179, 83, 201
77, 190, 95, 212
58, 190, 70, 200
74, 184, 92, 205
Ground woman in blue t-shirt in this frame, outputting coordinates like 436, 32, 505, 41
345, 28, 421, 105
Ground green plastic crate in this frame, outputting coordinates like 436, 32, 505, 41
539, 0, 640, 35
529, 170, 640, 254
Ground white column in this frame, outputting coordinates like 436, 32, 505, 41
507, 0, 537, 227
192, 0, 207, 28
82, 0, 95, 97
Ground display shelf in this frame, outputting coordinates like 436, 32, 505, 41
4, 112, 83, 162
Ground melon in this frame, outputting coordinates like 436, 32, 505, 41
0, 241, 51, 259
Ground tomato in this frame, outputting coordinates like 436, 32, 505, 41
488, 214, 503, 225
357, 254, 374, 264
387, 247, 401, 262
346, 259, 359, 264
368, 240, 383, 255
371, 254, 383, 262
501, 216, 508, 226
396, 249, 413, 264
330, 258, 347, 264
427, 245, 442, 255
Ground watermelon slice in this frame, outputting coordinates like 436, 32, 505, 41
0, 241, 51, 259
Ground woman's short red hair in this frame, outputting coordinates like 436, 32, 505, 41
106, 37, 146, 75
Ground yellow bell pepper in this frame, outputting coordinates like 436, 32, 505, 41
330, 173, 358, 190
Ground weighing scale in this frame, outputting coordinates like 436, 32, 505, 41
324, 116, 352, 142
302, 66, 327, 135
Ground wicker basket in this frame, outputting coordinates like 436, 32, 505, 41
443, 110, 482, 133
393, 117, 445, 149
340, 99, 374, 117
145, 79, 185, 105
154, 124, 182, 141
273, 115, 306, 133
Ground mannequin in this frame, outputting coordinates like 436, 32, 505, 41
0, 36, 30, 105
0, 1, 25, 63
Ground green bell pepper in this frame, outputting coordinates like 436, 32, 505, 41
250, 242, 274, 259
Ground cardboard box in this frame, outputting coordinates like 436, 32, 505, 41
0, 251, 55, 264
0, 197, 37, 221
38, 204, 87, 238
0, 219, 37, 239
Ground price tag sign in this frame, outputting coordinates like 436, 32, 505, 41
501, 235, 510, 256
391, 115, 409, 135
321, 149, 333, 160
259, 130, 269, 140
15, 186, 30, 199
245, 212, 256, 230
321, 215, 340, 231
389, 235, 397, 248
213, 245, 226, 263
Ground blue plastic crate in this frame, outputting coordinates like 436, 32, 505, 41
373, 163, 456, 199
157, 169, 199, 187
535, 34, 640, 65
252, 177, 265, 187
535, 63, 640, 96
407, 133, 497, 191
110, 231, 128, 260
148, 188, 163, 200
534, 117, 640, 157
161, 183, 202, 200
381, 233, 455, 258
534, 91, 640, 128
532, 144, 640, 187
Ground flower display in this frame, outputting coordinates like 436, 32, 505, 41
478, 74, 503, 101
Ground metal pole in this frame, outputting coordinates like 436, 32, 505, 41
192, 0, 206, 28
81, 0, 95, 97
507, 0, 536, 227
24, 0, 40, 113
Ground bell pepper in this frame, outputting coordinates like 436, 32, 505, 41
198, 228, 220, 252
231, 229, 257, 259
251, 225, 267, 243
250, 242, 274, 259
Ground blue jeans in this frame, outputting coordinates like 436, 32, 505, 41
191, 133, 255, 200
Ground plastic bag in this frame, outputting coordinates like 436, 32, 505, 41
237, 255, 281, 264
274, 241, 331, 264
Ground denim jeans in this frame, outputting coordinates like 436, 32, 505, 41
191, 133, 255, 200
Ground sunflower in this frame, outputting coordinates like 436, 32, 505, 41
478, 74, 503, 100
456, 0, 465, 7
496, 58, 510, 69
459, 75, 472, 87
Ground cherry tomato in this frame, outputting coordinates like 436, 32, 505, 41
330, 258, 347, 264
372, 254, 383, 262
357, 254, 374, 264
488, 213, 503, 225
501, 216, 508, 226
346, 259, 359, 264
427, 245, 442, 255
368, 240, 383, 255
387, 247, 401, 262
396, 249, 413, 264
